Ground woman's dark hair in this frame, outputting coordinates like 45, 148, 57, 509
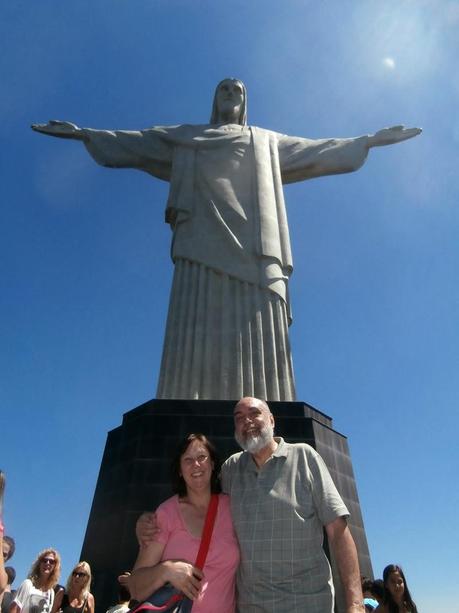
5, 566, 16, 585
383, 564, 417, 613
361, 577, 374, 593
171, 433, 221, 497
3, 536, 15, 561
371, 579, 385, 602
118, 583, 131, 603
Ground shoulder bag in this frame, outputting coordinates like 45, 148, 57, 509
130, 494, 219, 613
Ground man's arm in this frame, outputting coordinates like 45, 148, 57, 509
136, 512, 158, 547
325, 517, 365, 613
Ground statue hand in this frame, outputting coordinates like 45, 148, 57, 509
368, 125, 422, 148
31, 120, 85, 140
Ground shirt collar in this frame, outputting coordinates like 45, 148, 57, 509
272, 437, 288, 457
245, 436, 288, 471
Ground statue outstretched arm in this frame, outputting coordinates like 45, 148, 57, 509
31, 121, 174, 180
31, 120, 86, 141
278, 124, 421, 184
367, 125, 422, 148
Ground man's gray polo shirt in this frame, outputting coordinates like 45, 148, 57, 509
221, 438, 349, 613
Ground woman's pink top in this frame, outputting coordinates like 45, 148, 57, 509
155, 493, 239, 613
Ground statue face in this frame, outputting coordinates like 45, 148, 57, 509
215, 79, 245, 122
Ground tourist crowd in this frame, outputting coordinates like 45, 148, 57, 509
0, 537, 129, 613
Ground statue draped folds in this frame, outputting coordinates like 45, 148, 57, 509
83, 123, 369, 400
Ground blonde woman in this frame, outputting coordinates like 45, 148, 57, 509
11, 549, 61, 613
52, 562, 94, 613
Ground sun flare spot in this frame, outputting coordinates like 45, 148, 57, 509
383, 57, 396, 69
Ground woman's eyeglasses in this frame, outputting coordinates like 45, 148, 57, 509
182, 454, 209, 467
41, 557, 56, 566
72, 571, 88, 578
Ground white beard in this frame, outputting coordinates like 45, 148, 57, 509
235, 423, 274, 454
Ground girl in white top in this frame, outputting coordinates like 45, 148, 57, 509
11, 549, 61, 613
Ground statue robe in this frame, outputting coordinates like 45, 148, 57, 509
83, 124, 369, 400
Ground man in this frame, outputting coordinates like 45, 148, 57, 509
221, 397, 364, 612
32, 80, 420, 402
136, 397, 364, 612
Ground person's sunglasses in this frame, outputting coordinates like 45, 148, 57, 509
41, 557, 56, 565
72, 572, 87, 578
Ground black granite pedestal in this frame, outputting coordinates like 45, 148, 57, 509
81, 399, 372, 613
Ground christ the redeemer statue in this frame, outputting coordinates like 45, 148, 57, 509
33, 78, 421, 402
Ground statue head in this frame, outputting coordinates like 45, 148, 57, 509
210, 78, 247, 125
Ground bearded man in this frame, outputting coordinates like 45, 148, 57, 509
220, 396, 363, 613
32, 79, 420, 401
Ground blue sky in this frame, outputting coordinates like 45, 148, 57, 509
1, 1, 458, 610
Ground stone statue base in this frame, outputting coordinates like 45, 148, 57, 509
81, 399, 372, 613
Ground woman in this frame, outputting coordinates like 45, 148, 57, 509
11, 549, 61, 613
375, 564, 418, 613
0, 470, 8, 592
128, 434, 239, 613
52, 562, 94, 613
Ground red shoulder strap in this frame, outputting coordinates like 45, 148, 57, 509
194, 494, 219, 570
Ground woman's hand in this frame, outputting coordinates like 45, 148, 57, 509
163, 560, 203, 600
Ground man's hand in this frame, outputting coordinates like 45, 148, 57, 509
136, 511, 159, 547
31, 120, 85, 140
368, 125, 422, 148
163, 560, 203, 600
326, 517, 365, 613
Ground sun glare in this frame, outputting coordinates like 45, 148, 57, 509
383, 57, 396, 69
